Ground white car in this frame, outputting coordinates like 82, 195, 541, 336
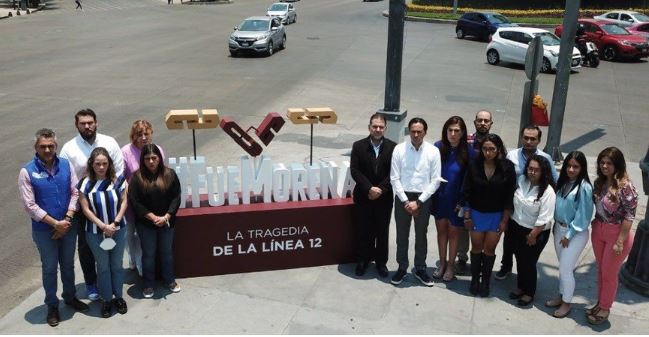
266, 2, 297, 25
594, 10, 649, 27
486, 27, 581, 73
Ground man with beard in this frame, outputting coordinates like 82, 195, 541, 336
60, 108, 124, 301
496, 124, 558, 280
455, 110, 493, 274
350, 114, 396, 278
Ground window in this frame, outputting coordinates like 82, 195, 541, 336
606, 13, 618, 19
639, 24, 649, 32
621, 14, 633, 22
499, 31, 514, 40
584, 23, 600, 33
518, 33, 533, 44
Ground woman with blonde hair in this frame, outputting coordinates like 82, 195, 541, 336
121, 120, 164, 275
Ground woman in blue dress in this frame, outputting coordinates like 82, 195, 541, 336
431, 116, 476, 281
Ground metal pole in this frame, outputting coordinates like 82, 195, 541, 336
544, 0, 580, 159
192, 129, 197, 160
309, 123, 313, 166
379, 0, 408, 144
452, 0, 458, 15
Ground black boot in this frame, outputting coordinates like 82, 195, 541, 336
470, 252, 482, 296
480, 254, 496, 297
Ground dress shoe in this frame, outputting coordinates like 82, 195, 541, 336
101, 300, 112, 318
355, 262, 369, 276
113, 298, 128, 315
64, 298, 89, 312
46, 306, 59, 327
376, 264, 389, 278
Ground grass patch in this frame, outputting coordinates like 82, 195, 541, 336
406, 11, 565, 25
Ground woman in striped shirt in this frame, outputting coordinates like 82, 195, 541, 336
78, 147, 128, 318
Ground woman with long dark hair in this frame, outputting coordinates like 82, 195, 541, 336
508, 155, 556, 307
462, 133, 516, 297
431, 116, 476, 281
78, 147, 128, 318
587, 147, 638, 325
127, 144, 181, 299
545, 151, 593, 318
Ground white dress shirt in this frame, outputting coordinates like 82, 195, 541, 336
390, 140, 444, 203
60, 133, 124, 179
506, 148, 559, 182
511, 175, 556, 230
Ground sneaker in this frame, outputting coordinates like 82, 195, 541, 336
414, 268, 434, 287
376, 264, 389, 278
390, 268, 407, 285
101, 300, 112, 318
64, 298, 89, 312
168, 282, 181, 293
113, 298, 128, 315
143, 287, 154, 298
495, 266, 511, 280
46, 306, 59, 327
86, 284, 99, 301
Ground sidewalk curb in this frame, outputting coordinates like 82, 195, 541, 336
181, 0, 232, 5
381, 10, 558, 28
1, 4, 45, 20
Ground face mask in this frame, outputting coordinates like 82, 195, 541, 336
100, 235, 116, 250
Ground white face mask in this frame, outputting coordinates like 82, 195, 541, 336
100, 236, 116, 250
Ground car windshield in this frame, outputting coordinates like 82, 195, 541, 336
635, 13, 649, 22
269, 4, 287, 11
486, 14, 511, 24
601, 24, 630, 35
239, 20, 269, 32
534, 32, 561, 46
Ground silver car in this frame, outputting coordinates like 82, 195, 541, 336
229, 17, 287, 57
266, 2, 297, 25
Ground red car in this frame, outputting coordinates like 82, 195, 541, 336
555, 19, 649, 61
627, 22, 649, 40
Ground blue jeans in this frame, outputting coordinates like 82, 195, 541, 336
86, 227, 126, 301
137, 223, 175, 288
32, 226, 78, 307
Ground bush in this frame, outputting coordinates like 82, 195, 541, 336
411, 0, 649, 10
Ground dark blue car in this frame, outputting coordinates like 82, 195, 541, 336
455, 12, 518, 41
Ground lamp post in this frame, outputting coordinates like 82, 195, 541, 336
620, 146, 649, 297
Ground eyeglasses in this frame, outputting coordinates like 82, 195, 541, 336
482, 147, 497, 153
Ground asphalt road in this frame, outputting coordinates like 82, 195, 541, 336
1, 0, 647, 319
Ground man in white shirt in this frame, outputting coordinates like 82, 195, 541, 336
496, 124, 557, 281
390, 118, 443, 287
59, 108, 124, 301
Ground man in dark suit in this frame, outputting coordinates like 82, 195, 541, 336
350, 113, 396, 277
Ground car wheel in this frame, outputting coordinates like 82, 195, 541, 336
280, 35, 286, 50
456, 28, 465, 39
230, 50, 238, 57
267, 41, 274, 56
589, 53, 600, 68
541, 57, 552, 73
486, 49, 499, 65
602, 45, 617, 61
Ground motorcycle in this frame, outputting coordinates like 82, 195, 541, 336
576, 36, 600, 68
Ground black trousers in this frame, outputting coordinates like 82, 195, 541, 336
74, 211, 97, 285
501, 221, 515, 270
511, 220, 550, 297
354, 200, 392, 266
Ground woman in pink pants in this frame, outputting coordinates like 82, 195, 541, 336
588, 147, 638, 325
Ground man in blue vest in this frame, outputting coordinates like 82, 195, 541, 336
18, 129, 89, 327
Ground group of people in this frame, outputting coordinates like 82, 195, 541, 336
19, 109, 182, 327
350, 112, 638, 325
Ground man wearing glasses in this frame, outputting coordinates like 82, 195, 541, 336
496, 125, 558, 280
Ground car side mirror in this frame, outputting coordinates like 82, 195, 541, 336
482, 20, 488, 25
271, 27, 278, 31
233, 27, 238, 31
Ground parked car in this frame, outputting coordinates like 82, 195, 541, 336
555, 19, 649, 61
593, 10, 649, 27
229, 17, 286, 57
486, 27, 581, 73
627, 22, 649, 41
266, 2, 296, 25
456, 12, 518, 41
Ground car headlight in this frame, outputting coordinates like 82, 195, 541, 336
229, 36, 236, 42
621, 40, 632, 46
256, 34, 270, 41
550, 50, 559, 57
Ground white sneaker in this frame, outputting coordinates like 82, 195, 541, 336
143, 287, 154, 298
168, 282, 181, 293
